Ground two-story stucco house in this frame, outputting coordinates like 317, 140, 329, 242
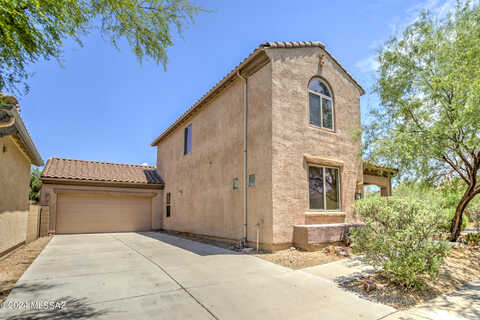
40, 41, 394, 251
151, 41, 395, 251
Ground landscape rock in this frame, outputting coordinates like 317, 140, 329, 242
335, 248, 350, 257
363, 280, 377, 293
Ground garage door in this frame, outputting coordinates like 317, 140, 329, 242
56, 192, 152, 234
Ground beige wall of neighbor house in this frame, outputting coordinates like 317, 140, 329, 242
0, 135, 31, 255
156, 63, 274, 245
268, 47, 363, 247
40, 183, 163, 234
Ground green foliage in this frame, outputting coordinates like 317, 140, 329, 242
364, 1, 480, 240
29, 167, 41, 202
469, 204, 480, 231
0, 0, 203, 94
393, 181, 438, 201
466, 232, 480, 246
351, 196, 450, 290
439, 208, 468, 232
365, 1, 480, 180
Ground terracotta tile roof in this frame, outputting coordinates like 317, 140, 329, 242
151, 41, 365, 146
41, 158, 164, 186
363, 160, 398, 176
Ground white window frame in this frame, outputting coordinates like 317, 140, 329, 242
308, 79, 335, 131
308, 164, 341, 211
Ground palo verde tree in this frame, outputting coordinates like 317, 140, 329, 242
0, 0, 203, 94
364, 1, 480, 241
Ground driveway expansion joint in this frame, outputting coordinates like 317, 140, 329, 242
86, 288, 185, 307
112, 235, 220, 320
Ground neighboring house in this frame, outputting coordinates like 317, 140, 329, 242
40, 158, 164, 234
0, 94, 43, 256
40, 41, 395, 251
151, 41, 395, 250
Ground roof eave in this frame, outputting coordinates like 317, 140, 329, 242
0, 104, 43, 166
40, 177, 165, 189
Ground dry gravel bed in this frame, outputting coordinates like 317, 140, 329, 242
340, 246, 480, 309
252, 246, 350, 270
0, 236, 52, 304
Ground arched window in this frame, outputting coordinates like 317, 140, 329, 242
308, 78, 334, 130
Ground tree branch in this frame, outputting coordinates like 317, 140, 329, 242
443, 155, 470, 183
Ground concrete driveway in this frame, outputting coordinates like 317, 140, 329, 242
0, 232, 394, 319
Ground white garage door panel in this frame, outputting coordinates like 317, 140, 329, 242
56, 192, 152, 234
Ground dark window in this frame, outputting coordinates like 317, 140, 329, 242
166, 192, 171, 217
309, 166, 340, 210
308, 79, 334, 130
233, 178, 239, 190
248, 174, 256, 187
309, 93, 321, 127
184, 124, 192, 155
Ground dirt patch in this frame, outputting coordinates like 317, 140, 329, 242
253, 246, 351, 270
0, 236, 52, 304
341, 246, 480, 309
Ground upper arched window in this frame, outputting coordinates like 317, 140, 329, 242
308, 78, 334, 130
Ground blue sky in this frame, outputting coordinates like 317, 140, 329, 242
19, 0, 457, 168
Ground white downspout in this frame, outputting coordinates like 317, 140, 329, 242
237, 71, 248, 246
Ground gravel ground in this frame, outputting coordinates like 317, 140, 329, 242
253, 246, 351, 270
341, 246, 480, 309
0, 236, 52, 304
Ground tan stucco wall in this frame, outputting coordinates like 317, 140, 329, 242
0, 135, 31, 254
156, 63, 273, 245
268, 47, 363, 245
363, 174, 392, 196
40, 183, 162, 233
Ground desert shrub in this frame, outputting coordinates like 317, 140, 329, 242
393, 182, 438, 202
351, 196, 450, 290
466, 233, 480, 246
439, 208, 468, 232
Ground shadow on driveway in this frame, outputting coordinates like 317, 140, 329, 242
135, 231, 240, 257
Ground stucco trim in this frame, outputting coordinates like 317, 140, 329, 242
41, 178, 164, 189
303, 154, 344, 167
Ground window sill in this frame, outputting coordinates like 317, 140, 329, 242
305, 211, 345, 216
308, 124, 336, 134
